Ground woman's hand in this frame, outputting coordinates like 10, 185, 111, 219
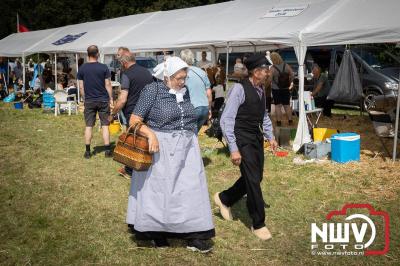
148, 132, 159, 153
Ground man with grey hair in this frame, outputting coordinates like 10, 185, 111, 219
111, 52, 153, 178
116, 47, 130, 61
180, 49, 212, 133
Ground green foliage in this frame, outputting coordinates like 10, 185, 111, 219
0, 0, 227, 39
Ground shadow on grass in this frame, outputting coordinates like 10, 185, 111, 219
129, 232, 215, 252
230, 198, 252, 228
216, 197, 271, 229
202, 146, 229, 166
92, 141, 116, 155
202, 157, 212, 167
216, 146, 230, 156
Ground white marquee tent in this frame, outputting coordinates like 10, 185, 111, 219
0, 28, 62, 57
0, 0, 399, 159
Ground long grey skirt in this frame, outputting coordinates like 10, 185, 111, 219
126, 129, 214, 234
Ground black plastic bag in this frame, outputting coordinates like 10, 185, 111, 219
328, 50, 363, 103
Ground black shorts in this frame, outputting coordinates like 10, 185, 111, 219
272, 89, 291, 105
84, 101, 110, 127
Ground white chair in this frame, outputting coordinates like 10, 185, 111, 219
54, 89, 78, 116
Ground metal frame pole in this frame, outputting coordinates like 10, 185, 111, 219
75, 53, 80, 102
225, 42, 230, 87
6, 58, 9, 92
22, 54, 25, 93
393, 74, 400, 161
54, 53, 57, 90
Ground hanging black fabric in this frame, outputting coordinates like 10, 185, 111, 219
328, 50, 363, 102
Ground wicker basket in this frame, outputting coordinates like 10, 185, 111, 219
113, 122, 152, 171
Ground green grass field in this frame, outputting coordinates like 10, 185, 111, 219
0, 104, 399, 265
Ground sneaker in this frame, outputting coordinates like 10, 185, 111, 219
213, 193, 233, 221
84, 151, 91, 159
186, 239, 213, 253
251, 226, 272, 241
105, 150, 113, 158
152, 238, 170, 249
118, 168, 131, 179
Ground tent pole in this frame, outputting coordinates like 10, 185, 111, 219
54, 53, 57, 90
392, 73, 400, 161
226, 42, 230, 88
249, 41, 256, 53
75, 53, 80, 102
293, 44, 311, 151
22, 54, 26, 93
99, 51, 105, 64
209, 45, 217, 66
6, 58, 9, 93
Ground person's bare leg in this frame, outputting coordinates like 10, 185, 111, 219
283, 105, 293, 123
84, 127, 93, 158
102, 126, 110, 146
85, 127, 93, 145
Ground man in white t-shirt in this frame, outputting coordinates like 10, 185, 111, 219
198, 51, 212, 69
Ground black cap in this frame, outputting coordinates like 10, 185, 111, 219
244, 54, 270, 71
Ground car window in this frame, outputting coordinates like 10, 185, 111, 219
280, 50, 298, 65
136, 59, 157, 69
355, 48, 400, 69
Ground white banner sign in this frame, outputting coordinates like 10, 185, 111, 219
263, 5, 308, 18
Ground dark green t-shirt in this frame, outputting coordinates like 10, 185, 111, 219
313, 73, 331, 98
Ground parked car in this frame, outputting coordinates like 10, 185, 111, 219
136, 56, 157, 73
278, 46, 400, 110
108, 56, 157, 75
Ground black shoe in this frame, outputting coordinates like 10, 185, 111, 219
152, 238, 169, 249
288, 120, 293, 126
105, 150, 113, 158
84, 151, 91, 159
276, 121, 282, 127
127, 224, 134, 234
186, 239, 213, 253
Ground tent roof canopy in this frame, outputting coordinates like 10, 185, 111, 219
0, 0, 399, 57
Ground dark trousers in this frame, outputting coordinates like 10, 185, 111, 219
219, 137, 266, 229
124, 117, 133, 175
315, 96, 334, 117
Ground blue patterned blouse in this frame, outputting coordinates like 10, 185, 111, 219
133, 81, 197, 132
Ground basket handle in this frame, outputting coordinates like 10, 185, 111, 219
123, 121, 145, 145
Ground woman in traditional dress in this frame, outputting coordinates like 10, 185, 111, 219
126, 56, 215, 253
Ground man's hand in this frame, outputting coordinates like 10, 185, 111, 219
108, 114, 114, 123
269, 139, 278, 152
230, 151, 242, 166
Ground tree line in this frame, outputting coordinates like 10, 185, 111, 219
0, 0, 226, 39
